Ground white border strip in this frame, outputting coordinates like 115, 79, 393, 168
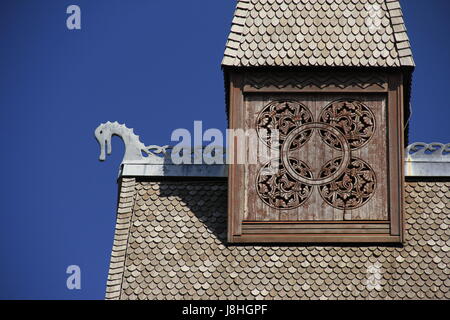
120, 161, 449, 178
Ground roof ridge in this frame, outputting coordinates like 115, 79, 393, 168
385, 0, 415, 67
222, 0, 251, 66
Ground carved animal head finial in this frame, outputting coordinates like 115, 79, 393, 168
95, 121, 170, 164
95, 121, 143, 162
95, 121, 114, 161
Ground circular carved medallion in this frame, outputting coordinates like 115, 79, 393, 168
256, 158, 313, 209
318, 157, 377, 209
256, 100, 313, 150
319, 99, 376, 150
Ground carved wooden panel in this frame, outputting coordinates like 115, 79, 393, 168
245, 95, 387, 222
227, 71, 404, 243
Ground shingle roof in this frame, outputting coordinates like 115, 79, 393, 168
222, 0, 414, 68
106, 179, 450, 300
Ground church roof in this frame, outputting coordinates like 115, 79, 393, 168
106, 178, 450, 300
97, 121, 450, 300
222, 0, 414, 68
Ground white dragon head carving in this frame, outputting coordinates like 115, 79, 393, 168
94, 121, 169, 163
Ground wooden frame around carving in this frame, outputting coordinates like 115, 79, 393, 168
227, 69, 405, 244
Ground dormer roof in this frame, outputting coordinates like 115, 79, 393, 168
222, 0, 414, 68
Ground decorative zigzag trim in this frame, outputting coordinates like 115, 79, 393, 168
244, 71, 388, 90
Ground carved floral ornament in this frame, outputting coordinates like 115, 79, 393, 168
256, 99, 377, 211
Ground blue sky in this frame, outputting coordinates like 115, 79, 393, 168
0, 0, 449, 299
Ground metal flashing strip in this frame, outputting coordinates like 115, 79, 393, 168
120, 142, 450, 178
120, 163, 227, 178
120, 163, 450, 178
94, 123, 449, 178
405, 143, 450, 177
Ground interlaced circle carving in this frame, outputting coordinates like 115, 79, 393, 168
281, 123, 351, 186
256, 99, 377, 210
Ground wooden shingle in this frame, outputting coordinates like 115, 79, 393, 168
222, 0, 414, 67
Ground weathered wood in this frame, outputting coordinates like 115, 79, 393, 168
231, 234, 402, 244
227, 70, 405, 243
246, 94, 387, 221
242, 228, 390, 234
227, 72, 245, 240
243, 70, 389, 93
387, 73, 404, 239
242, 223, 389, 229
